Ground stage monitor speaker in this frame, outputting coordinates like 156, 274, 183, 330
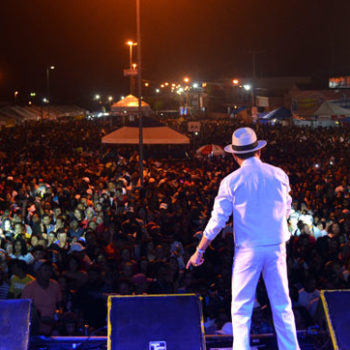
320, 290, 350, 350
0, 299, 31, 350
107, 294, 206, 350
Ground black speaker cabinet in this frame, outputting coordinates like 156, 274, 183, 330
0, 299, 31, 350
107, 294, 206, 350
320, 290, 350, 350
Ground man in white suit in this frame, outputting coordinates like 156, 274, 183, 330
187, 127, 300, 350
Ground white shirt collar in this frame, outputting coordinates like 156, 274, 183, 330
240, 156, 262, 168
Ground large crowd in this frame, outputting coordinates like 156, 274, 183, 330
0, 118, 349, 336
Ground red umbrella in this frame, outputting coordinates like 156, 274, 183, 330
195, 144, 225, 157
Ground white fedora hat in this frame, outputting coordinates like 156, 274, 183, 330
224, 127, 267, 154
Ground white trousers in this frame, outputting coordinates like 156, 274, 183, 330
231, 243, 300, 350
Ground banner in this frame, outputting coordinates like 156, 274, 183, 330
188, 121, 201, 132
256, 96, 269, 107
123, 69, 138, 76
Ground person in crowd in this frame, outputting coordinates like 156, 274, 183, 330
61, 254, 88, 291
0, 266, 10, 299
9, 238, 34, 264
22, 260, 62, 335
298, 276, 320, 319
75, 264, 111, 329
41, 214, 55, 235
68, 219, 84, 239
8, 259, 34, 298
56, 230, 69, 250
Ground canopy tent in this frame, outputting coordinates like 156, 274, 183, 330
257, 111, 269, 118
314, 101, 350, 117
292, 101, 350, 127
0, 105, 87, 122
343, 117, 350, 125
111, 95, 151, 115
102, 117, 189, 144
259, 107, 291, 120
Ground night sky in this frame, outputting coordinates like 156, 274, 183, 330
1, 0, 350, 105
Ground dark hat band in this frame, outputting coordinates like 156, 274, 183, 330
231, 140, 258, 152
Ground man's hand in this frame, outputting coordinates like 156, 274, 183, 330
186, 251, 204, 269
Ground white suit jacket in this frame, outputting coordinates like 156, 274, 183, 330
203, 157, 292, 248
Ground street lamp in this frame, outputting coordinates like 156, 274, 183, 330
28, 92, 36, 106
126, 41, 137, 69
14, 91, 19, 104
182, 78, 190, 113
136, 0, 144, 186
126, 41, 138, 95
46, 65, 55, 118
46, 65, 55, 103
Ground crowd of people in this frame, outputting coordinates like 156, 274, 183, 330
0, 118, 349, 337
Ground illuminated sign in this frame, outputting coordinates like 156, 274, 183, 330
329, 76, 350, 88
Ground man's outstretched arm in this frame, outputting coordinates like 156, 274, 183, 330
186, 235, 212, 269
186, 177, 232, 269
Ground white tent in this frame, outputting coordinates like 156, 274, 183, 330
314, 101, 350, 117
102, 117, 189, 144
111, 95, 151, 115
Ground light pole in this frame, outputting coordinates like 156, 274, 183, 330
136, 0, 144, 186
183, 77, 190, 115
126, 41, 137, 95
14, 91, 19, 105
126, 41, 137, 68
46, 65, 55, 118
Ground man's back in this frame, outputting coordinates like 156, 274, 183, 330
224, 157, 291, 247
